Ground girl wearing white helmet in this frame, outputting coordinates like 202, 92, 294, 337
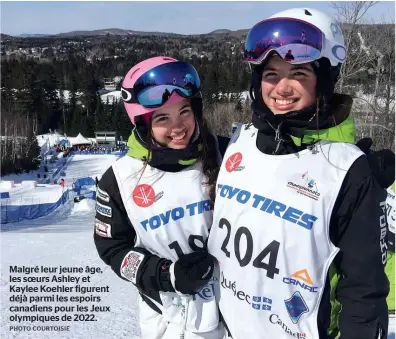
207, 8, 389, 339
94, 56, 228, 339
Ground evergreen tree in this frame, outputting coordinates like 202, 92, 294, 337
94, 95, 105, 132
117, 102, 133, 140
22, 134, 41, 172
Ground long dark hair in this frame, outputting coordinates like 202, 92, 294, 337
197, 117, 221, 209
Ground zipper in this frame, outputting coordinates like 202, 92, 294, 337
264, 119, 286, 155
274, 123, 284, 155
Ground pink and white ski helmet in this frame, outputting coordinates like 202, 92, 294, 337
122, 56, 188, 125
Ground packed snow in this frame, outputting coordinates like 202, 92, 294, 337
0, 182, 64, 206
1, 153, 142, 339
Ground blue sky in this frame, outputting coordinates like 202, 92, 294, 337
1, 1, 394, 36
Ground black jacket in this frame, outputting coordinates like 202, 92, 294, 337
252, 117, 389, 339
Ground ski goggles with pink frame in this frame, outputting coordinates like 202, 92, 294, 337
244, 17, 326, 65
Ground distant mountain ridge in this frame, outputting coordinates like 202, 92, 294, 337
5, 24, 391, 39
19, 34, 51, 38
53, 28, 251, 38
4, 28, 249, 39
54, 28, 183, 37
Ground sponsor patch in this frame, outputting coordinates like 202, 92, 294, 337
120, 251, 145, 284
132, 184, 155, 207
96, 201, 112, 218
287, 171, 320, 201
252, 296, 272, 311
154, 191, 164, 202
95, 219, 112, 238
217, 183, 318, 230
269, 314, 306, 338
225, 152, 244, 172
284, 291, 309, 324
283, 269, 319, 293
97, 187, 110, 202
220, 272, 272, 311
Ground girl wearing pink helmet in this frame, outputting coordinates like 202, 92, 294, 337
94, 56, 228, 339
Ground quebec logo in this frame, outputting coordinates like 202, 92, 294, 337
225, 152, 244, 172
284, 291, 309, 324
220, 272, 272, 311
283, 269, 319, 293
252, 296, 272, 311
287, 171, 320, 201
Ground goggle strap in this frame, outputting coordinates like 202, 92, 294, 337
121, 87, 139, 104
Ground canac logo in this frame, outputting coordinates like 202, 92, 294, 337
287, 171, 320, 201
283, 269, 319, 293
132, 184, 163, 207
225, 152, 244, 172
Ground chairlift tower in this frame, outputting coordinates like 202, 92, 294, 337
103, 78, 116, 91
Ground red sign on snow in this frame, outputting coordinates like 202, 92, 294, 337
225, 152, 243, 172
132, 184, 155, 207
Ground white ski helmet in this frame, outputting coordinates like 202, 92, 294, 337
244, 7, 346, 67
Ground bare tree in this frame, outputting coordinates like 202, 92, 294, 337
370, 15, 395, 126
330, 1, 379, 92
351, 14, 395, 149
204, 99, 251, 137
331, 2, 395, 150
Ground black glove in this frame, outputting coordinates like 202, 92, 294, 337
356, 137, 395, 189
159, 251, 215, 295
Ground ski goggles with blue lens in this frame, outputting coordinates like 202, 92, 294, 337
121, 61, 201, 108
244, 18, 324, 65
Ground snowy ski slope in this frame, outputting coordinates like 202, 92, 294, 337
1, 154, 141, 339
